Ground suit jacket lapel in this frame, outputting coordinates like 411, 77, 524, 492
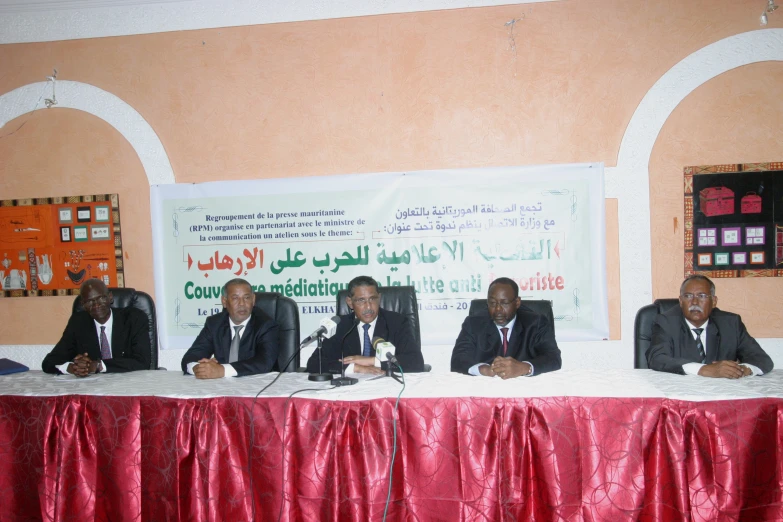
84, 313, 101, 357
340, 317, 362, 357
239, 312, 256, 358
506, 315, 524, 358
217, 313, 232, 360
375, 312, 389, 344
109, 308, 123, 356
484, 321, 502, 357
706, 321, 719, 364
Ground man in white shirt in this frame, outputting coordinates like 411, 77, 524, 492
304, 276, 424, 375
42, 279, 151, 375
646, 275, 773, 377
451, 277, 561, 378
180, 278, 279, 378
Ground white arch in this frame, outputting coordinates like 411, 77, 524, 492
608, 28, 783, 350
0, 80, 174, 185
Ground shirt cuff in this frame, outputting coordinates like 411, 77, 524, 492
345, 363, 355, 374
468, 363, 487, 376
741, 363, 763, 376
522, 361, 535, 377
56, 362, 71, 375
222, 364, 237, 378
185, 362, 198, 375
682, 362, 704, 375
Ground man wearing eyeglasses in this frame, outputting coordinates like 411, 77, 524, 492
42, 278, 151, 375
646, 275, 773, 377
451, 277, 562, 378
305, 275, 424, 375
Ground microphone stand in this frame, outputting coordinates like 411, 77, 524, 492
308, 333, 333, 382
331, 318, 359, 387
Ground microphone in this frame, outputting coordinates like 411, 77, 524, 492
386, 352, 399, 365
372, 336, 394, 364
301, 316, 341, 346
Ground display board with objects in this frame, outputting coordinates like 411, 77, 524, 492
0, 194, 124, 296
684, 162, 783, 278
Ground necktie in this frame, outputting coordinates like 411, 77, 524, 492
229, 325, 243, 363
693, 328, 705, 363
501, 327, 509, 356
362, 323, 372, 357
100, 326, 112, 360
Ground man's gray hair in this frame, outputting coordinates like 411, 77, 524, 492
679, 274, 715, 296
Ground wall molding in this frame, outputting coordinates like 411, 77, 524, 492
0, 0, 560, 44
607, 28, 783, 363
0, 80, 174, 185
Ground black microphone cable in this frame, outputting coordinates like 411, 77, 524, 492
382, 353, 405, 522
248, 338, 330, 521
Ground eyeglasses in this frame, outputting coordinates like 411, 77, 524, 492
351, 296, 379, 306
487, 299, 516, 308
681, 293, 712, 301
83, 295, 111, 307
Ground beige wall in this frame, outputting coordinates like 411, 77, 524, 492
0, 0, 781, 344
649, 62, 783, 337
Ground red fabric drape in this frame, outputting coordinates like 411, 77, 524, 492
1, 395, 781, 521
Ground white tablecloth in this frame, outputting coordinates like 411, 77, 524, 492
1, 368, 781, 401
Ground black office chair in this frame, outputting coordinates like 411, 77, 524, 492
336, 285, 430, 371
73, 287, 160, 370
469, 299, 555, 331
633, 298, 679, 369
253, 292, 300, 372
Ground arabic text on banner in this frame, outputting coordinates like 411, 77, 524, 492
150, 164, 608, 350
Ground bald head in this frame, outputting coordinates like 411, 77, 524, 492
80, 278, 113, 324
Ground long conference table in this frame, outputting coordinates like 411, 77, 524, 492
1, 369, 782, 522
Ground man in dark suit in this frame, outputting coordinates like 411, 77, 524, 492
646, 274, 773, 377
451, 277, 561, 378
42, 278, 151, 375
305, 276, 424, 375
181, 278, 279, 378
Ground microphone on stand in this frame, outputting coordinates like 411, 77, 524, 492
301, 316, 341, 346
305, 316, 341, 382
331, 317, 360, 386
372, 336, 396, 374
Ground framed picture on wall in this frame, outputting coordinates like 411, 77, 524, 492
76, 206, 92, 223
722, 227, 741, 246
0, 193, 125, 297
94, 205, 110, 222
732, 252, 747, 265
60, 226, 71, 242
684, 161, 783, 278
90, 225, 110, 240
58, 207, 73, 224
73, 226, 88, 242
715, 252, 729, 265
697, 253, 712, 266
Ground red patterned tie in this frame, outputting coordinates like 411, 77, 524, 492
100, 326, 112, 360
501, 327, 509, 356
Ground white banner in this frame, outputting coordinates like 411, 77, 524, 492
151, 164, 608, 350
